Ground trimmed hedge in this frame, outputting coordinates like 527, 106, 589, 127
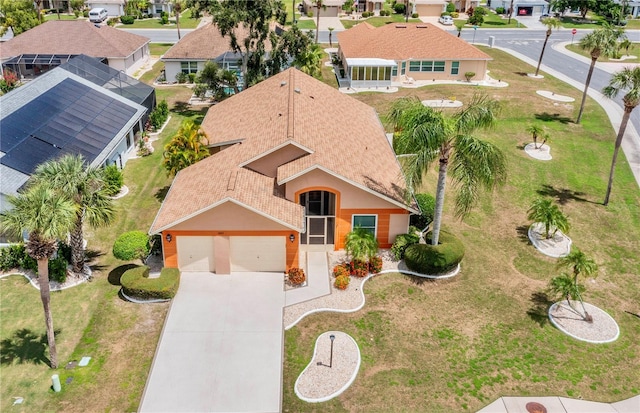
411, 193, 435, 230
404, 231, 464, 274
120, 15, 135, 24
113, 231, 150, 262
391, 232, 420, 260
121, 266, 180, 300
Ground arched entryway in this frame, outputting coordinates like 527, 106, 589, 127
299, 190, 336, 248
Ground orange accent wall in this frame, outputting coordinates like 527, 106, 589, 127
161, 230, 299, 271
337, 208, 409, 249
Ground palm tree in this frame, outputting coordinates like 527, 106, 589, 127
576, 24, 626, 124
534, 18, 561, 77
507, 0, 514, 24
557, 248, 597, 321
0, 183, 76, 368
526, 124, 545, 148
527, 198, 569, 239
389, 95, 507, 246
328, 26, 334, 47
549, 273, 585, 313
173, 0, 183, 40
345, 227, 378, 262
602, 66, 640, 205
294, 43, 324, 78
163, 120, 210, 176
619, 38, 632, 56
31, 154, 115, 273
315, 0, 323, 43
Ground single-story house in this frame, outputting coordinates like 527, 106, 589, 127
0, 62, 146, 211
301, 0, 345, 17
492, 0, 549, 16
0, 20, 150, 78
449, 0, 479, 13
161, 22, 277, 88
336, 22, 492, 88
412, 0, 447, 16
84, 0, 125, 16
150, 67, 417, 273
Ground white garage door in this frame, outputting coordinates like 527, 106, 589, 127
177, 236, 215, 272
230, 236, 285, 272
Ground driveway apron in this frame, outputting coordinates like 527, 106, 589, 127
139, 272, 285, 413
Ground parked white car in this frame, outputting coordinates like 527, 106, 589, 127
439, 15, 454, 25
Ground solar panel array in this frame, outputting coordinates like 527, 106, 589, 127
0, 78, 137, 175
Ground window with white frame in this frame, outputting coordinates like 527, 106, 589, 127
352, 215, 377, 236
451, 61, 460, 75
180, 61, 198, 74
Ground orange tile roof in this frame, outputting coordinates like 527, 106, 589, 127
337, 22, 491, 61
0, 20, 149, 59
162, 22, 275, 61
150, 68, 415, 234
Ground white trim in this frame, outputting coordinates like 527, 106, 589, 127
238, 139, 314, 168
278, 165, 419, 214
205, 138, 245, 148
351, 214, 378, 238
548, 302, 620, 344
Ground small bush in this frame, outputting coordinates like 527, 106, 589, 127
446, 2, 456, 13
391, 233, 420, 260
441, 12, 451, 17
334, 274, 350, 290
333, 264, 350, 278
0, 243, 69, 282
412, 13, 419, 18
495, 7, 505, 14
103, 164, 124, 196
83, 10, 89, 17
307, 10, 313, 17
451, 11, 459, 18
121, 266, 180, 300
74, 10, 80, 17
352, 268, 368, 277
404, 231, 465, 275
287, 267, 306, 285
48, 256, 68, 284
175, 72, 188, 84
149, 100, 169, 130
411, 193, 435, 230
188, 73, 196, 83
113, 231, 150, 263
465, 71, 475, 81
160, 11, 169, 24
369, 255, 383, 273
393, 3, 405, 14
0, 244, 27, 271
120, 15, 135, 24
350, 259, 368, 275
107, 17, 118, 26
379, 10, 389, 16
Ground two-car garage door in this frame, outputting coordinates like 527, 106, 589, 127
177, 236, 285, 273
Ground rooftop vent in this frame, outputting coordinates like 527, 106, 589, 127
395, 24, 407, 28
294, 88, 301, 94
280, 81, 287, 86
416, 25, 428, 28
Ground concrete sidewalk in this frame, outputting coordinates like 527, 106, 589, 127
478, 395, 640, 412
285, 251, 331, 306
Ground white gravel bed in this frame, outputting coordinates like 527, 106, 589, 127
536, 90, 575, 102
0, 264, 92, 292
294, 331, 361, 402
528, 223, 572, 258
549, 301, 620, 343
524, 143, 552, 160
422, 99, 463, 108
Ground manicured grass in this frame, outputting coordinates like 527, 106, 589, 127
456, 12, 526, 29
283, 46, 640, 411
558, 14, 605, 29
341, 14, 421, 29
565, 43, 640, 64
119, 9, 200, 29
284, 0, 303, 26
149, 43, 173, 57
295, 18, 317, 30
44, 13, 78, 21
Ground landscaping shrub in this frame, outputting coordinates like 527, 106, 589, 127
188, 73, 196, 83
120, 15, 135, 24
451, 11, 459, 18
391, 233, 420, 260
441, 12, 451, 17
107, 17, 118, 26
113, 231, 150, 263
160, 11, 169, 24
48, 256, 68, 284
121, 266, 180, 300
83, 10, 89, 17
287, 267, 306, 285
0, 242, 70, 282
393, 3, 405, 14
103, 164, 124, 196
412, 13, 419, 18
379, 10, 389, 16
446, 2, 455, 13
175, 72, 188, 84
149, 100, 169, 130
350, 259, 368, 275
369, 255, 383, 273
465, 71, 476, 81
334, 274, 350, 290
0, 244, 27, 271
333, 264, 349, 278
495, 7, 505, 14
404, 231, 465, 274
307, 10, 313, 17
352, 267, 368, 277
410, 193, 435, 230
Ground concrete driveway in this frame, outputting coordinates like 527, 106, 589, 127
139, 272, 285, 413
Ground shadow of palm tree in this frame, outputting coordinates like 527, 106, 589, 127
535, 112, 573, 124
108, 264, 139, 286
514, 72, 528, 77
536, 184, 589, 205
0, 328, 56, 365
515, 225, 531, 244
527, 291, 553, 327
155, 185, 171, 202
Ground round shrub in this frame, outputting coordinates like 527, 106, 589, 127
451, 11, 459, 18
333, 264, 349, 278
393, 3, 405, 14
352, 268, 368, 278
121, 266, 180, 300
334, 274, 350, 290
412, 13, 419, 18
349, 259, 368, 275
391, 232, 420, 260
120, 15, 135, 24
404, 231, 465, 275
288, 267, 306, 285
113, 231, 150, 263
446, 2, 456, 13
307, 10, 313, 17
369, 255, 382, 274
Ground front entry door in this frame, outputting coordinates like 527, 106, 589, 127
300, 191, 336, 246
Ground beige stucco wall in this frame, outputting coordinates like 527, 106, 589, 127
284, 168, 402, 209
246, 144, 310, 178
415, 4, 445, 16
404, 59, 488, 82
164, 60, 206, 84
170, 201, 291, 231
388, 214, 410, 244
214, 236, 231, 274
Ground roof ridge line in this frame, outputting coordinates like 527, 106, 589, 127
287, 69, 295, 139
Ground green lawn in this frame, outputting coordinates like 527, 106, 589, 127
295, 18, 317, 30
565, 42, 640, 64
283, 46, 640, 411
455, 12, 526, 29
149, 43, 174, 58
341, 14, 421, 29
44, 13, 78, 21
118, 9, 200, 29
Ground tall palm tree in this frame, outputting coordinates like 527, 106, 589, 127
576, 24, 626, 124
163, 120, 210, 176
0, 183, 76, 368
328, 26, 334, 47
602, 66, 640, 205
389, 95, 507, 246
557, 248, 597, 321
534, 18, 561, 77
527, 198, 569, 239
315, 0, 323, 43
173, 0, 183, 40
31, 154, 115, 273
526, 124, 545, 148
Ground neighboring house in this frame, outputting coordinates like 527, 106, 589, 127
301, 0, 345, 17
449, 0, 479, 13
146, 1, 174, 17
615, 0, 640, 18
0, 20, 150, 78
161, 22, 277, 87
0, 60, 147, 211
337, 22, 491, 88
491, 0, 549, 16
84, 0, 125, 16
412, 0, 447, 16
150, 68, 417, 273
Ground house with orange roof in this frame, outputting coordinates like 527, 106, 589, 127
336, 22, 491, 88
150, 67, 417, 273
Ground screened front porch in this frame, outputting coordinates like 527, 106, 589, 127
345, 58, 397, 88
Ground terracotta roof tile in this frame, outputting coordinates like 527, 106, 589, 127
337, 22, 491, 61
0, 21, 148, 59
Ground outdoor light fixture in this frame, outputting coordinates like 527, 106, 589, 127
329, 334, 336, 368
289, 234, 295, 243
165, 233, 172, 243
